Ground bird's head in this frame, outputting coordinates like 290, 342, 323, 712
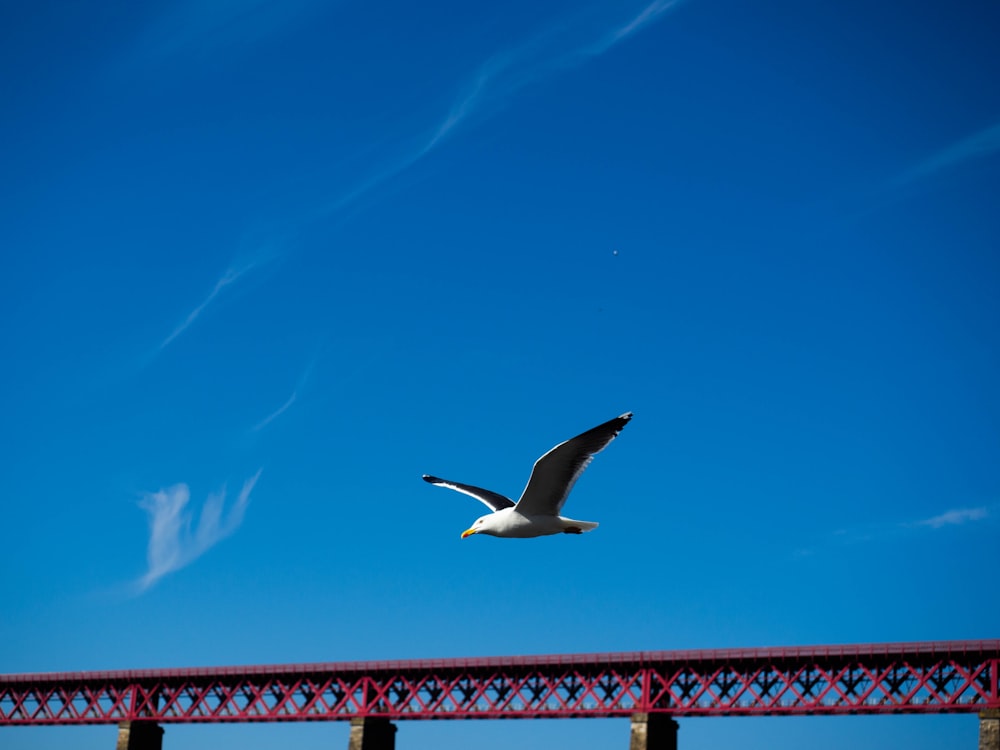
461, 514, 495, 539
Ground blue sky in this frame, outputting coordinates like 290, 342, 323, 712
1, 0, 998, 748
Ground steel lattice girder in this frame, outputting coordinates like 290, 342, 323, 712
1, 641, 998, 725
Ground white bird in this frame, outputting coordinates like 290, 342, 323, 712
423, 412, 632, 539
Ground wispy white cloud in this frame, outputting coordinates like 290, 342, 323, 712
328, 0, 686, 213
793, 503, 993, 557
913, 506, 989, 530
158, 257, 265, 352
137, 469, 262, 591
849, 119, 1000, 222
891, 120, 1000, 189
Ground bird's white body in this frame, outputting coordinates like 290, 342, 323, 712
423, 412, 631, 540
466, 507, 599, 538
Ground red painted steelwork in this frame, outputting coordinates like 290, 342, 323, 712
1, 641, 997, 725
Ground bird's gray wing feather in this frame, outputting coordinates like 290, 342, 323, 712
514, 412, 632, 517
422, 475, 515, 512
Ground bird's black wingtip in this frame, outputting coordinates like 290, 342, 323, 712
422, 474, 439, 483
612, 412, 633, 429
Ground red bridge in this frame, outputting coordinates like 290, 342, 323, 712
2, 639, 999, 749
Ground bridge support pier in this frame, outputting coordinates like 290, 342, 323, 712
982, 710, 1000, 750
348, 716, 396, 750
630, 713, 678, 750
116, 721, 163, 750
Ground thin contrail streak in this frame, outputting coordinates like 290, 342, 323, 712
253, 391, 298, 432
327, 0, 686, 214
159, 261, 261, 352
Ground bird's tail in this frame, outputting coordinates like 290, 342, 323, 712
562, 519, 599, 534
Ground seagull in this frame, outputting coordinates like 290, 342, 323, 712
423, 412, 632, 539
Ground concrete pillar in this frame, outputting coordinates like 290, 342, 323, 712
630, 713, 678, 750
116, 721, 163, 750
348, 716, 396, 750
982, 710, 1000, 750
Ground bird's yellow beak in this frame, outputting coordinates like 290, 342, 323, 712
461, 527, 477, 539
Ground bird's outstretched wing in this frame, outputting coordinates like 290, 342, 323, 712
422, 475, 515, 512
514, 412, 632, 517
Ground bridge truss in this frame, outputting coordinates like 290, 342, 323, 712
2, 641, 997, 726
